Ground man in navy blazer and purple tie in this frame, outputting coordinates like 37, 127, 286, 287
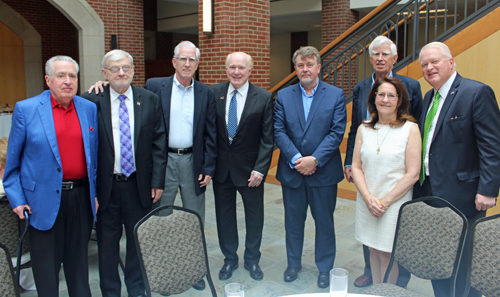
274, 46, 347, 288
4, 56, 98, 297
414, 42, 500, 297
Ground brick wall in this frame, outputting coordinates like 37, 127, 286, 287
87, 0, 146, 86
198, 0, 270, 89
3, 0, 78, 90
322, 0, 359, 94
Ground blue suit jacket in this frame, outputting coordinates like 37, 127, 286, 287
274, 80, 347, 187
344, 73, 423, 166
413, 74, 500, 217
145, 75, 217, 196
4, 90, 98, 231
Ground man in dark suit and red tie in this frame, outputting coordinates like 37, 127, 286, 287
274, 46, 347, 288
4, 55, 98, 296
345, 35, 422, 288
210, 52, 273, 281
414, 41, 500, 297
82, 49, 167, 297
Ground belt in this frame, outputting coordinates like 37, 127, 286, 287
62, 177, 88, 191
113, 172, 136, 182
168, 147, 193, 155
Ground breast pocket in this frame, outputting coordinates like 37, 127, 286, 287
445, 115, 466, 143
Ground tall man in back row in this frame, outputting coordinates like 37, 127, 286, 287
210, 52, 273, 281
414, 41, 500, 297
344, 35, 423, 288
274, 46, 347, 288
82, 49, 167, 297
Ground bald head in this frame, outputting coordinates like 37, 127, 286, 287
225, 52, 253, 89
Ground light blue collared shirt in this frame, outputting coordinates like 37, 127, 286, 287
290, 82, 320, 168
168, 75, 194, 148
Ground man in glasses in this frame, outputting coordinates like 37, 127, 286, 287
4, 55, 98, 296
82, 49, 167, 297
344, 35, 423, 288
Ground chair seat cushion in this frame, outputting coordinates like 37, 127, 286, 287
363, 283, 425, 297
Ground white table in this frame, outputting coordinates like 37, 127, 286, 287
281, 294, 381, 297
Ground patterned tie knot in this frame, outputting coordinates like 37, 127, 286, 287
118, 94, 127, 102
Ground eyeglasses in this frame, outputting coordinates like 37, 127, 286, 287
176, 57, 198, 64
375, 92, 398, 100
105, 65, 132, 73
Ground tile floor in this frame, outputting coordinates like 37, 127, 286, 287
21, 183, 435, 297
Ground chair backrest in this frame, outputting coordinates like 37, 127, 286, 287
133, 205, 217, 297
388, 197, 467, 286
467, 213, 500, 297
0, 243, 20, 297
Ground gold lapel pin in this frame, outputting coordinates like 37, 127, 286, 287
137, 102, 141, 106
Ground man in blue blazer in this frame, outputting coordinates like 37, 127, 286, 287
145, 41, 216, 291
274, 46, 347, 288
415, 42, 500, 297
344, 35, 422, 288
4, 56, 98, 296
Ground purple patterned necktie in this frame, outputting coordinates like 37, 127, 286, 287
118, 95, 134, 176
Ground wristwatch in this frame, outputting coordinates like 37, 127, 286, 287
312, 156, 319, 165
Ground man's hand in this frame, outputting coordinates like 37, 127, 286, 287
248, 171, 263, 187
475, 193, 497, 211
151, 188, 163, 204
95, 197, 99, 213
13, 205, 31, 219
199, 174, 212, 187
295, 156, 317, 175
87, 81, 108, 94
344, 167, 353, 183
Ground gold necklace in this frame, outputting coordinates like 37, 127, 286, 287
376, 125, 391, 154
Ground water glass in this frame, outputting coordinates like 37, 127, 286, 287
225, 283, 244, 297
330, 268, 349, 297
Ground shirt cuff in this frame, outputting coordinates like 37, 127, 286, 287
252, 170, 264, 177
289, 153, 302, 169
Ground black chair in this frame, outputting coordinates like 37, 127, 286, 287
364, 197, 468, 297
463, 213, 500, 297
0, 243, 20, 297
133, 205, 217, 297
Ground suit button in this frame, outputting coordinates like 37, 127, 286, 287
57, 168, 61, 172
303, 139, 307, 143
56, 190, 60, 194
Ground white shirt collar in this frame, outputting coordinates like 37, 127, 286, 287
110, 85, 133, 101
228, 80, 249, 98
436, 71, 457, 100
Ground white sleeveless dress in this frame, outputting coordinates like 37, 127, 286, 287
355, 121, 416, 252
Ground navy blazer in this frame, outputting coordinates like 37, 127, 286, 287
145, 75, 217, 196
274, 80, 347, 187
414, 74, 500, 217
211, 81, 273, 186
81, 85, 167, 210
4, 90, 98, 231
344, 73, 423, 166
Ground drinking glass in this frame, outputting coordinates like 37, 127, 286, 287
330, 268, 349, 297
225, 283, 244, 297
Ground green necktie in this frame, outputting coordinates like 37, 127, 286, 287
420, 91, 441, 185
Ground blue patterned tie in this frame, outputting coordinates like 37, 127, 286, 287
118, 95, 134, 176
227, 90, 238, 145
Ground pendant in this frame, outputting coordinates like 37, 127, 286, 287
377, 148, 380, 154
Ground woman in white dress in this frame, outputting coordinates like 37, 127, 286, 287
351, 77, 421, 285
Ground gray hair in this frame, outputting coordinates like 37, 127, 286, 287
369, 36, 397, 57
174, 41, 200, 60
292, 46, 321, 66
45, 56, 79, 77
102, 49, 134, 68
419, 41, 455, 65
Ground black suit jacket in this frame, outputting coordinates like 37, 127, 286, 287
413, 74, 500, 217
210, 82, 274, 186
344, 73, 423, 166
145, 75, 217, 196
82, 85, 167, 210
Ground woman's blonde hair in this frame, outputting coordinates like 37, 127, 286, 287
0, 137, 8, 167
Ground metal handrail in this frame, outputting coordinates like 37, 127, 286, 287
271, 0, 500, 101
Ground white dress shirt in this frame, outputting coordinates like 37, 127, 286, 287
424, 71, 457, 175
169, 75, 194, 148
110, 86, 136, 174
225, 81, 249, 125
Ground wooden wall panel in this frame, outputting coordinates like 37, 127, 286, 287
0, 22, 26, 107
